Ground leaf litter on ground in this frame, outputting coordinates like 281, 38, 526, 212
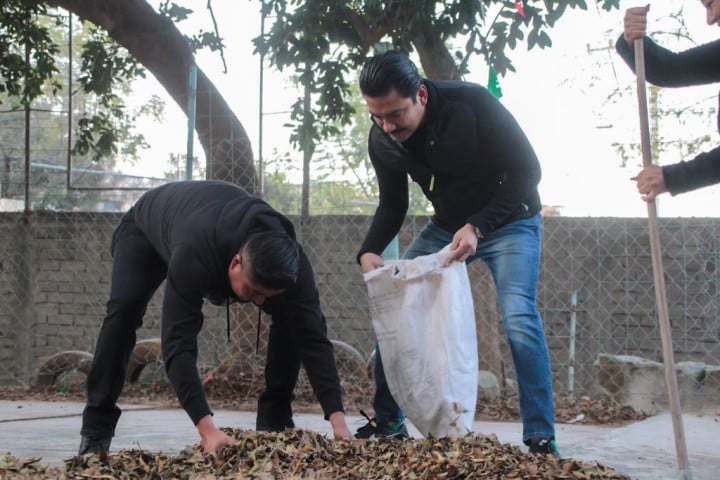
1, 429, 631, 479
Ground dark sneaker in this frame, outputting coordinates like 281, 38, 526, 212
354, 410, 409, 439
78, 435, 112, 455
256, 417, 295, 432
527, 437, 561, 458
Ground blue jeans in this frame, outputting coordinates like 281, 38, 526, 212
373, 214, 555, 443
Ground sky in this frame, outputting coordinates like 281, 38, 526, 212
124, 0, 720, 218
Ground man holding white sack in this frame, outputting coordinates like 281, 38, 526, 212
354, 49, 559, 457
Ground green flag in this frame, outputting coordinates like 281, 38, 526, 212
488, 65, 503, 99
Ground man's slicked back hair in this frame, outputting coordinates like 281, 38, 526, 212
242, 231, 299, 291
359, 49, 423, 99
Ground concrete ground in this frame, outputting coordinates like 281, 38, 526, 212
0, 400, 717, 479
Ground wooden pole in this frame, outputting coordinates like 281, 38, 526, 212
633, 38, 692, 480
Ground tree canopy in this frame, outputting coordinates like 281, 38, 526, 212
1, 0, 257, 191
254, 0, 621, 155
2, 0, 622, 197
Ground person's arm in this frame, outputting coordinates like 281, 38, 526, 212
264, 246, 350, 438
162, 248, 224, 448
616, 6, 720, 87
618, 6, 720, 199
356, 127, 409, 265
631, 148, 720, 200
660, 147, 720, 195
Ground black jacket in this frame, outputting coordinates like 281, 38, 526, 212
358, 79, 542, 260
616, 35, 720, 195
132, 180, 343, 424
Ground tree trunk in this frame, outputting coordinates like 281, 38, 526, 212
383, 1, 458, 81
412, 38, 460, 81
48, 0, 258, 191
410, 21, 460, 80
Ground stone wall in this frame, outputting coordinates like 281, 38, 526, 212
1, 212, 719, 396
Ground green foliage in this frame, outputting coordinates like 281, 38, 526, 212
261, 150, 303, 213
0, 0, 61, 106
159, 1, 225, 62
255, 0, 620, 162
254, 1, 626, 213
70, 26, 151, 162
0, 1, 222, 166
158, 1, 194, 22
0, 3, 151, 163
78, 30, 146, 95
263, 83, 432, 216
164, 152, 206, 180
0, 4, 163, 210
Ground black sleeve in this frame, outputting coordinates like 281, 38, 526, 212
467, 87, 542, 236
615, 35, 720, 195
162, 246, 212, 425
663, 146, 720, 195
263, 246, 344, 418
356, 130, 409, 262
615, 35, 720, 87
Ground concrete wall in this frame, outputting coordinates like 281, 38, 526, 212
1, 212, 719, 394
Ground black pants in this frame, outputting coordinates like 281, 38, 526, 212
256, 317, 301, 429
257, 248, 333, 427
81, 210, 167, 438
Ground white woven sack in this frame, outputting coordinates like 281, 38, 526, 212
364, 246, 478, 437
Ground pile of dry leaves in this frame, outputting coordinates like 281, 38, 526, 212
1, 429, 631, 479
0, 373, 645, 479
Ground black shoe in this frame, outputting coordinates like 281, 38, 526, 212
527, 437, 561, 458
354, 410, 409, 440
256, 417, 295, 432
78, 435, 112, 455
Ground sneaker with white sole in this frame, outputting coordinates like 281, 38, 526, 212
354, 410, 409, 439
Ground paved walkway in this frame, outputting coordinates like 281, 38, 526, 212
0, 400, 717, 479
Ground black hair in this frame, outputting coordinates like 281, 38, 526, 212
359, 49, 423, 100
241, 231, 299, 291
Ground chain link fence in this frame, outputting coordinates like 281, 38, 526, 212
1, 9, 718, 418
2, 206, 719, 412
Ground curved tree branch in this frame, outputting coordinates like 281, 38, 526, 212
47, 0, 257, 191
332, 4, 391, 48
